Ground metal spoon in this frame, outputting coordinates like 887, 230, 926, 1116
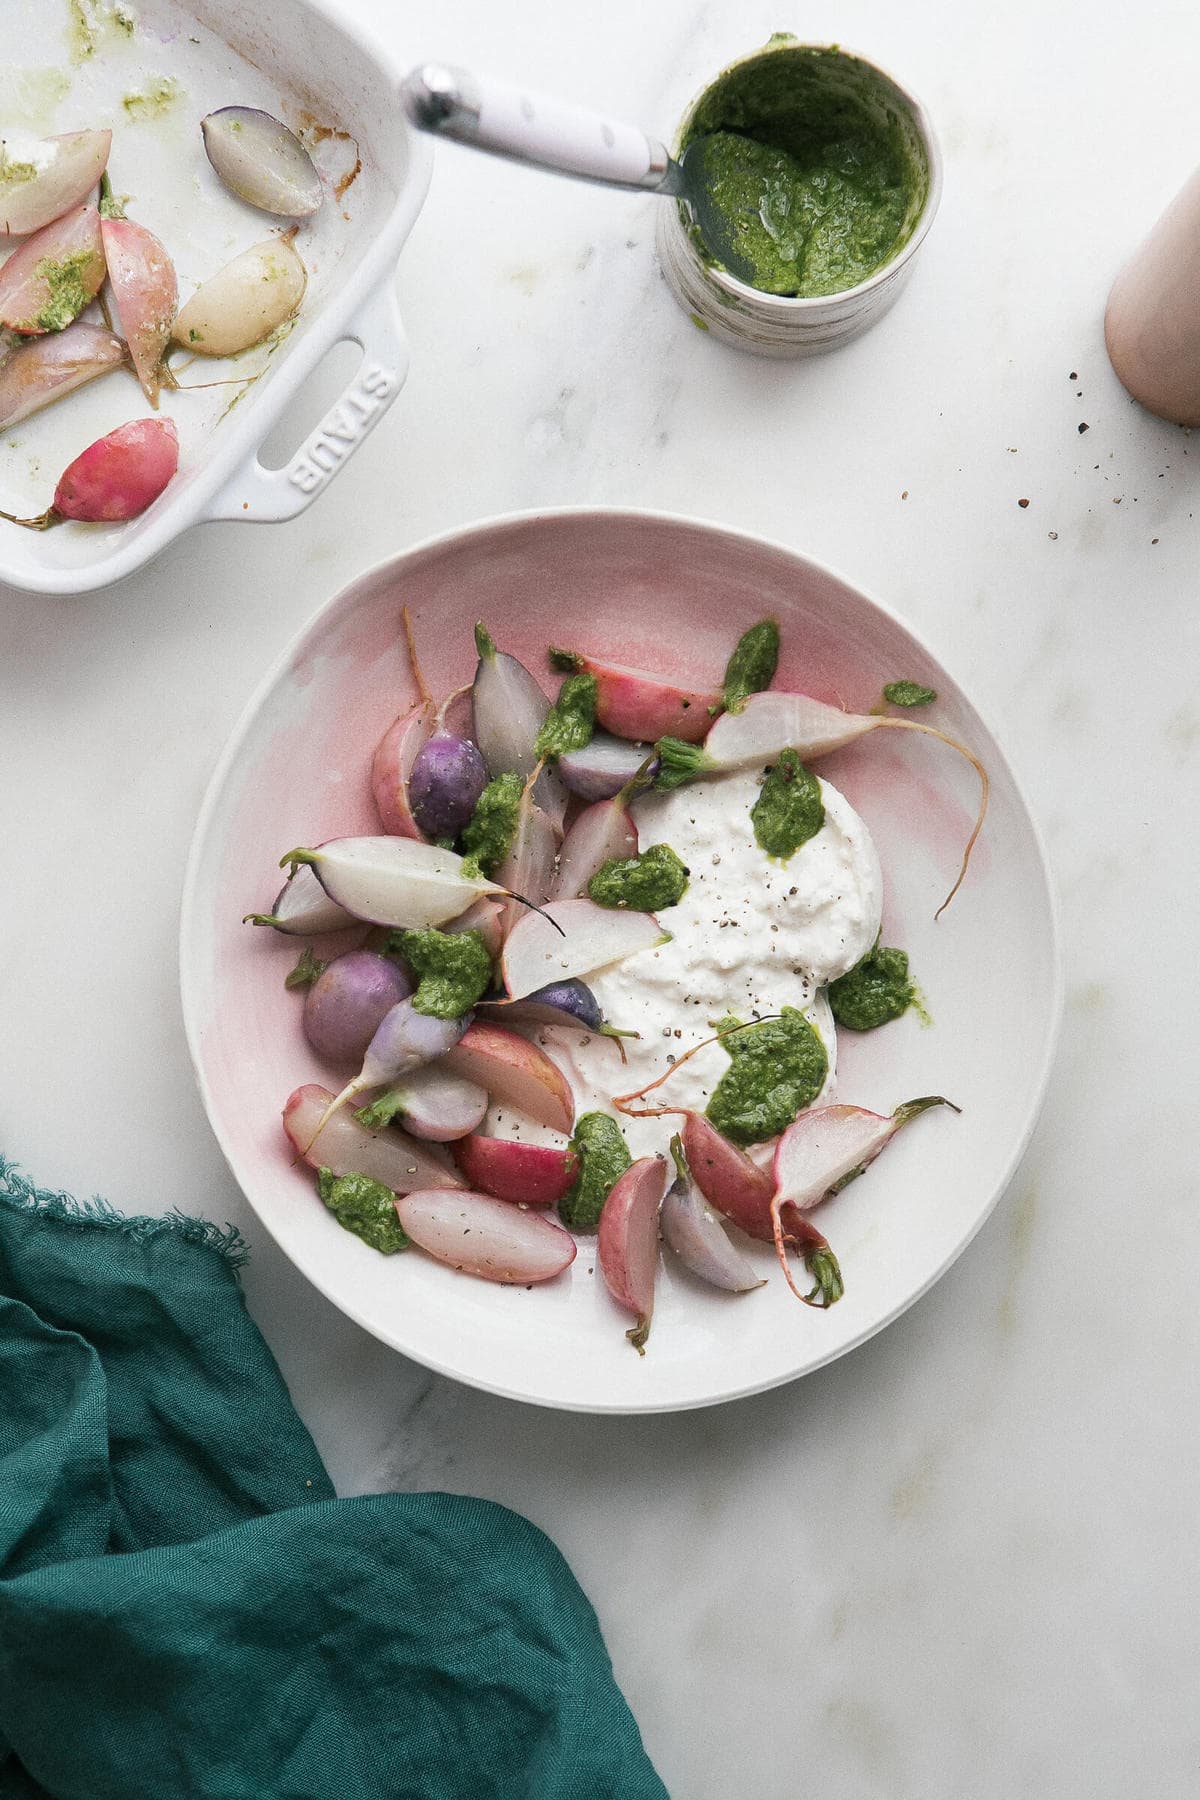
400, 62, 755, 284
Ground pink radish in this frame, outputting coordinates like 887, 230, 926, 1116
472, 621, 567, 825
661, 689, 989, 918
597, 1155, 670, 1352
0, 204, 105, 334
453, 1135, 578, 1207
772, 1096, 958, 1212
283, 1084, 463, 1192
300, 999, 471, 1151
502, 898, 667, 999
0, 321, 125, 428
0, 129, 111, 237
550, 791, 638, 901
445, 895, 505, 961
100, 208, 177, 406
1, 418, 179, 530
495, 765, 558, 935
440, 1020, 575, 1134
371, 699, 436, 838
395, 1188, 577, 1283
245, 863, 357, 935
659, 1136, 763, 1293
354, 1064, 489, 1141
551, 646, 719, 744
678, 1110, 843, 1308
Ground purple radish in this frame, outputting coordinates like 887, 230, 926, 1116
354, 1064, 489, 1141
409, 729, 488, 839
551, 792, 638, 901
479, 979, 638, 1049
0, 322, 125, 429
666, 689, 989, 918
471, 622, 567, 825
283, 1084, 463, 1191
395, 1188, 577, 1284
558, 732, 658, 801
300, 999, 473, 1152
597, 1155, 670, 1352
246, 863, 358, 935
772, 1096, 958, 1212
659, 1136, 764, 1293
300, 950, 413, 1064
501, 899, 667, 999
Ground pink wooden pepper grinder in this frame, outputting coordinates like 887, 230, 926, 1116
1106, 167, 1200, 426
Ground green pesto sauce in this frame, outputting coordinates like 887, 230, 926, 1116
389, 927, 492, 1019
121, 76, 180, 120
460, 771, 522, 880
750, 750, 824, 859
681, 44, 927, 298
559, 1112, 632, 1232
535, 671, 597, 759
706, 1008, 829, 1144
722, 618, 779, 714
827, 942, 916, 1031
883, 680, 937, 708
588, 843, 689, 911
33, 250, 99, 331
0, 158, 39, 190
316, 1169, 409, 1254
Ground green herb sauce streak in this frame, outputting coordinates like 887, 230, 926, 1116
559, 1112, 632, 1231
460, 772, 523, 880
389, 928, 492, 1018
706, 1008, 829, 1144
722, 618, 779, 714
750, 750, 824, 858
535, 672, 597, 758
316, 1169, 409, 1254
882, 680, 937, 707
827, 943, 916, 1031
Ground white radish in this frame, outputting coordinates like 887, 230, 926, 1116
354, 1064, 488, 1142
597, 1155, 670, 1352
173, 234, 306, 357
283, 838, 504, 929
396, 1188, 577, 1283
772, 1095, 958, 1214
440, 1020, 575, 1135
550, 793, 638, 901
502, 899, 667, 999
283, 1084, 463, 1191
659, 1139, 764, 1293
670, 690, 988, 919
245, 862, 358, 935
0, 129, 111, 237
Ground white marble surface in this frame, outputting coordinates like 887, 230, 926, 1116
3, 0, 1199, 1792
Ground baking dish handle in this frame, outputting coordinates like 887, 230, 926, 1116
200, 284, 410, 524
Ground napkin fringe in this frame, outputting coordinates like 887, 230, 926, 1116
0, 1157, 250, 1269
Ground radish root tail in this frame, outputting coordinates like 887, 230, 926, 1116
612, 1016, 780, 1112
879, 719, 989, 919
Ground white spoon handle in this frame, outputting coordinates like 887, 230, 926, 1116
401, 62, 673, 192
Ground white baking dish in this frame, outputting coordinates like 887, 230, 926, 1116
0, 0, 431, 595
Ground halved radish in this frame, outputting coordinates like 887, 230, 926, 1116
371, 699, 436, 839
0, 204, 105, 334
772, 1097, 956, 1211
283, 837, 502, 928
354, 1064, 489, 1142
101, 213, 177, 406
597, 1155, 670, 1352
0, 129, 111, 237
445, 895, 506, 960
502, 899, 667, 999
552, 648, 719, 743
245, 863, 358, 935
396, 1188, 576, 1283
441, 1020, 575, 1134
660, 1139, 763, 1293
550, 794, 638, 901
453, 1135, 578, 1206
495, 776, 557, 936
0, 321, 125, 428
283, 1084, 463, 1191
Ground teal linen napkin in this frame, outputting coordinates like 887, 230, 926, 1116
0, 1161, 666, 1800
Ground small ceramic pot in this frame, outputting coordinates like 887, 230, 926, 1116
656, 41, 943, 359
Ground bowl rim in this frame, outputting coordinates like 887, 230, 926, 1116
180, 503, 1064, 1413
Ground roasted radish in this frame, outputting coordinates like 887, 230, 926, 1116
597, 1155, 670, 1352
283, 1084, 463, 1192
396, 1188, 577, 1283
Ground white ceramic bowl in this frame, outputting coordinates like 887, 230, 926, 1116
0, 0, 431, 594
181, 509, 1061, 1413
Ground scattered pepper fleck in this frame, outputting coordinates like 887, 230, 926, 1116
1078, 421, 1090, 434
1018, 497, 1030, 509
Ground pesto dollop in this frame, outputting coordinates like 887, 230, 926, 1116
389, 927, 492, 1018
706, 1008, 828, 1144
682, 44, 926, 299
722, 618, 779, 714
827, 942, 915, 1031
883, 680, 937, 708
559, 1112, 632, 1231
316, 1168, 409, 1254
535, 672, 597, 758
33, 250, 100, 331
750, 750, 824, 858
460, 772, 522, 879
588, 843, 689, 911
